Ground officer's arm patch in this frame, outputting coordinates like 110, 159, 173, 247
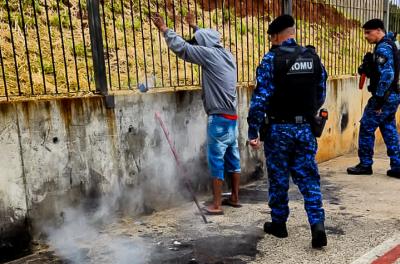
376, 54, 388, 65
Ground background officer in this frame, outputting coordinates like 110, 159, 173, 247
347, 19, 400, 178
247, 15, 328, 248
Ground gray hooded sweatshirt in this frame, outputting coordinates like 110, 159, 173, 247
164, 28, 237, 116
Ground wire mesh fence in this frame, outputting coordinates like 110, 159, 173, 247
0, 0, 396, 100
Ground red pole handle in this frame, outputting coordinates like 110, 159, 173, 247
155, 112, 208, 224
359, 73, 367, 90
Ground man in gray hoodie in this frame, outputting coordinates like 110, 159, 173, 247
153, 13, 241, 215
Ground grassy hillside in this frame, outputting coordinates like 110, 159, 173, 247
0, 0, 371, 98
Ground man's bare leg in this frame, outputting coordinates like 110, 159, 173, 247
230, 172, 240, 204
221, 172, 242, 207
205, 178, 224, 213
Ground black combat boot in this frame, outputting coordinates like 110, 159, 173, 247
347, 163, 373, 175
387, 169, 400, 179
263, 222, 288, 238
311, 222, 327, 248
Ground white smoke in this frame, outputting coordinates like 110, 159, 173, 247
44, 131, 188, 263
45, 186, 153, 264
44, 108, 207, 263
46, 207, 152, 264
44, 172, 155, 264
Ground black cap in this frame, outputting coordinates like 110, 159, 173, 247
363, 19, 385, 30
267, 14, 295, 35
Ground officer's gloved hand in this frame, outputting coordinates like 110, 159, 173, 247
360, 52, 374, 77
358, 64, 364, 76
363, 52, 373, 63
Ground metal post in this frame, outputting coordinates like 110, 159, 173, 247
281, 0, 292, 15
383, 0, 390, 30
87, 0, 114, 108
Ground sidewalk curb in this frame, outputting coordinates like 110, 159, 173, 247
351, 234, 400, 264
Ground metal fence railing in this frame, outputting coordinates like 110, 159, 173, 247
0, 0, 93, 99
0, 0, 396, 100
96, 0, 283, 91
293, 0, 384, 77
389, 0, 400, 33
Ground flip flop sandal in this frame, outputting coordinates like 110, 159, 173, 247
202, 200, 213, 206
221, 198, 243, 208
201, 207, 224, 215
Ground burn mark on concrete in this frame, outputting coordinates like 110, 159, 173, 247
340, 103, 349, 133
325, 225, 345, 236
149, 229, 264, 264
238, 185, 268, 204
191, 233, 262, 263
11, 229, 256, 264
238, 177, 342, 206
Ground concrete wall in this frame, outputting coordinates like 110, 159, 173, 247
316, 77, 365, 162
316, 76, 394, 162
0, 76, 396, 255
0, 87, 264, 257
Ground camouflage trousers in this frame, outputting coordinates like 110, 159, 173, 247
359, 93, 400, 169
264, 124, 325, 225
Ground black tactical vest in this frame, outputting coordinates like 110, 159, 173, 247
268, 45, 323, 120
369, 38, 400, 95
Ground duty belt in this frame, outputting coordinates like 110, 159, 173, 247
269, 115, 309, 124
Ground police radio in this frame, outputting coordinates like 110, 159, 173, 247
311, 109, 328, 138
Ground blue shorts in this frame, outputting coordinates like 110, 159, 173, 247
207, 115, 241, 180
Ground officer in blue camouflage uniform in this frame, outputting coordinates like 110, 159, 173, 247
247, 15, 328, 248
347, 19, 400, 178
